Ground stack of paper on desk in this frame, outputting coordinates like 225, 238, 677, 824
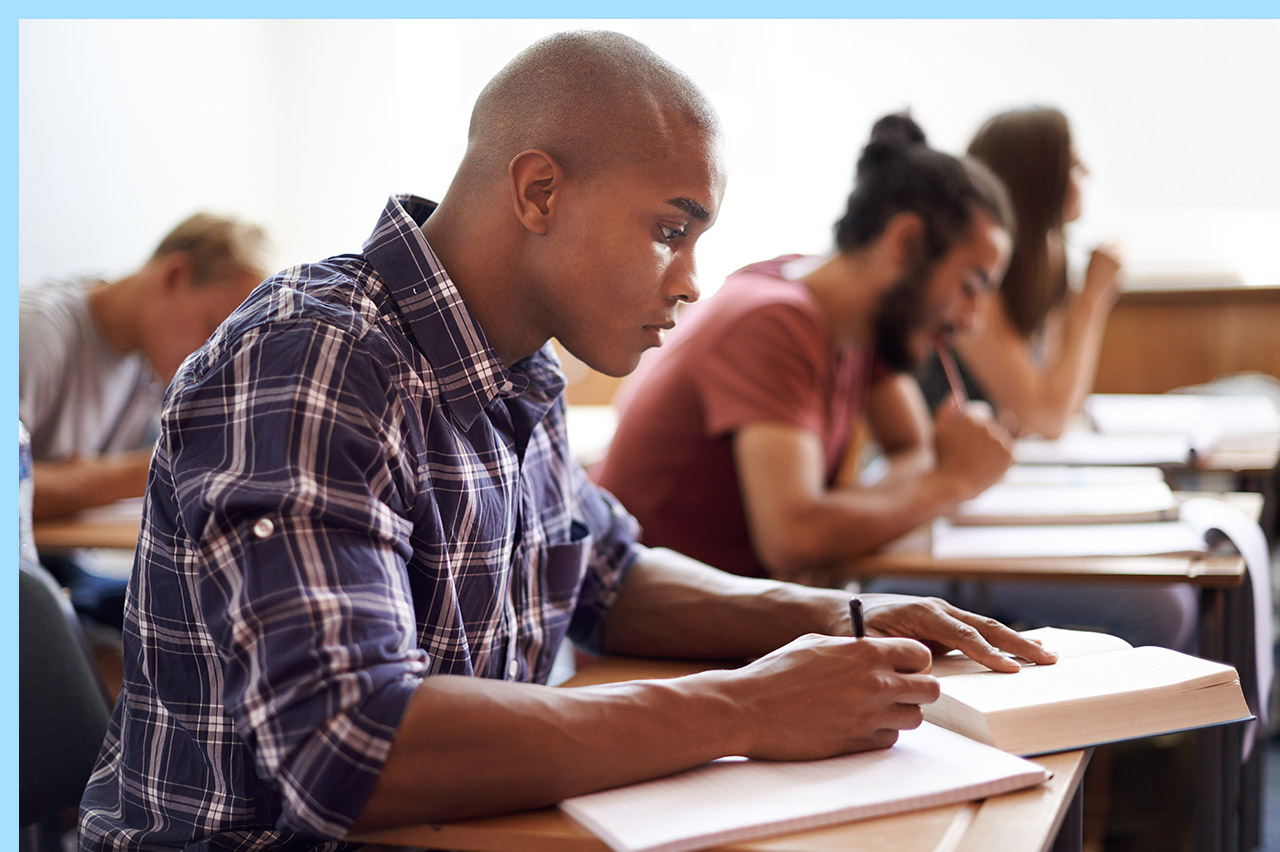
953, 479, 1178, 525
559, 723, 1049, 852
924, 627, 1252, 756
930, 518, 1205, 559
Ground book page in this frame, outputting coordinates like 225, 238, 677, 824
939, 646, 1237, 713
931, 627, 1133, 678
559, 723, 1049, 852
931, 519, 1206, 559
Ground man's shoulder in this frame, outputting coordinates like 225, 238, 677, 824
18, 278, 95, 328
699, 256, 823, 330
226, 254, 385, 344
177, 253, 411, 392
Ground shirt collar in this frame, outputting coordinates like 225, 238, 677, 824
364, 194, 561, 429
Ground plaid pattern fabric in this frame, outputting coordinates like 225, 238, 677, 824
79, 195, 640, 851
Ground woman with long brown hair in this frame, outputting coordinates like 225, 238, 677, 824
920, 107, 1122, 438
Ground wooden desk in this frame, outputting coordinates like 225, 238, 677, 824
353, 657, 1090, 852
848, 492, 1264, 852
847, 497, 1257, 590
32, 501, 143, 552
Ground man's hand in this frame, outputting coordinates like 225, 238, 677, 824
719, 632, 939, 760
932, 398, 1013, 499
858, 593, 1059, 673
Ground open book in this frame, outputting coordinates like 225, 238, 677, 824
559, 722, 1049, 852
924, 627, 1251, 756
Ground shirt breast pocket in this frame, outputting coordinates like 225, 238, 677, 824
541, 519, 592, 608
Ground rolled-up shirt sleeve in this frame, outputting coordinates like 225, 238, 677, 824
168, 318, 427, 838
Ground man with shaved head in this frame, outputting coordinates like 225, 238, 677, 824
80, 32, 1053, 851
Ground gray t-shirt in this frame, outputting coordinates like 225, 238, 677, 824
19, 279, 162, 462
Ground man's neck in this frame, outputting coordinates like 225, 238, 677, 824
799, 251, 891, 349
86, 274, 144, 355
421, 199, 548, 369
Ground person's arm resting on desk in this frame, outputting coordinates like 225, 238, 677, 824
356, 545, 1057, 831
734, 374, 1012, 584
31, 450, 152, 519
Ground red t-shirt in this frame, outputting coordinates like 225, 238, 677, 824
594, 256, 883, 578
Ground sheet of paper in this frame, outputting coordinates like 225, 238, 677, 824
954, 481, 1177, 524
1179, 497, 1274, 736
1085, 393, 1280, 436
998, 465, 1166, 486
1012, 431, 1203, 467
559, 723, 1049, 852
930, 519, 1205, 559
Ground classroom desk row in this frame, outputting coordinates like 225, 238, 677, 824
31, 494, 1262, 852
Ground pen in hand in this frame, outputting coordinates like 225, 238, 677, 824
936, 343, 968, 406
849, 596, 866, 639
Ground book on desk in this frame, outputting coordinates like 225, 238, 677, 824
925, 627, 1252, 756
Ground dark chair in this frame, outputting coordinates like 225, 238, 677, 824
19, 555, 113, 849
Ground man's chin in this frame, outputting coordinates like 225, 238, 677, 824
562, 346, 645, 380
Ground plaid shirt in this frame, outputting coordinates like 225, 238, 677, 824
79, 195, 640, 851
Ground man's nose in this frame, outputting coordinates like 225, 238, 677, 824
667, 254, 701, 305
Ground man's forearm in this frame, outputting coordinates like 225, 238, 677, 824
351, 669, 745, 831
31, 450, 152, 519
602, 547, 849, 660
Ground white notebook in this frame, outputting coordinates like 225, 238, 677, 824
558, 722, 1049, 852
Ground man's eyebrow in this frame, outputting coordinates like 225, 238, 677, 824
668, 197, 711, 222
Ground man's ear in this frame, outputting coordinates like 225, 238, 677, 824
508, 149, 562, 236
881, 210, 926, 273
157, 251, 195, 294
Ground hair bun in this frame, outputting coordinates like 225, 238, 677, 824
858, 112, 928, 174
870, 112, 927, 147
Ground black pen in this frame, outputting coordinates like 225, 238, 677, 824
849, 596, 866, 638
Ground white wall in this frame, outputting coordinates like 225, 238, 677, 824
18, 19, 1280, 293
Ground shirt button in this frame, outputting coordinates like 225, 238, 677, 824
507, 658, 520, 679
252, 518, 275, 538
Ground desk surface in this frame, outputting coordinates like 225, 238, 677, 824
32, 502, 143, 552
352, 657, 1089, 852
